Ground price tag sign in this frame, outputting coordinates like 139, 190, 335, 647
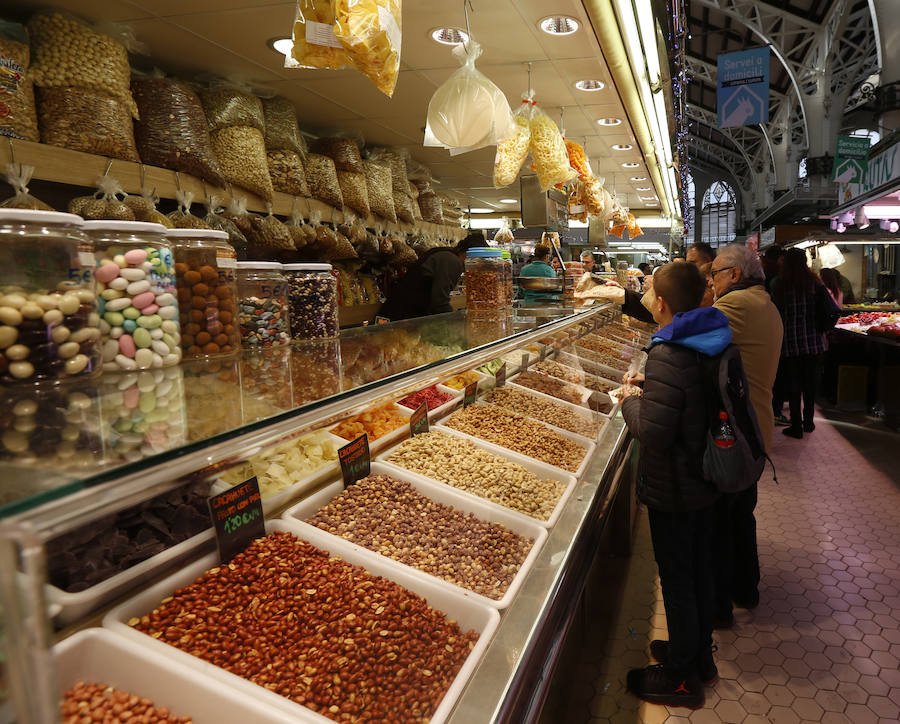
495, 363, 507, 388
409, 401, 429, 436
339, 434, 370, 487
207, 477, 265, 563
374, 316, 390, 325
540, 345, 548, 361
521, 353, 530, 372
463, 381, 478, 408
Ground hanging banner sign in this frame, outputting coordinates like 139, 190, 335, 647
838, 138, 900, 205
833, 136, 870, 184
717, 48, 770, 128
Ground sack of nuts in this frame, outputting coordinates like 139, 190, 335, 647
337, 169, 370, 217
122, 189, 173, 227
200, 84, 264, 133
311, 135, 365, 174
1, 164, 53, 210
204, 193, 248, 255
267, 149, 310, 197
363, 160, 396, 222
168, 190, 211, 229
69, 175, 135, 220
303, 153, 343, 209
210, 125, 274, 201
248, 206, 294, 250
262, 96, 306, 155
0, 22, 39, 142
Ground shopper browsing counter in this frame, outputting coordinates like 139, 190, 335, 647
518, 244, 561, 303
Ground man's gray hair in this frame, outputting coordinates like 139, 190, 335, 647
716, 243, 764, 282
580, 249, 594, 260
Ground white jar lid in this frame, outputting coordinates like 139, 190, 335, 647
82, 220, 168, 234
282, 263, 333, 271
164, 229, 229, 241
237, 261, 282, 270
0, 209, 83, 226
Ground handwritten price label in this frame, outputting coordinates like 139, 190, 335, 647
410, 401, 429, 436
463, 381, 478, 408
339, 434, 370, 487
207, 476, 265, 562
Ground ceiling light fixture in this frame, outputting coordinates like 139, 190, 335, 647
575, 79, 605, 91
597, 118, 622, 126
467, 208, 495, 214
640, 196, 657, 201
612, 144, 633, 151
862, 204, 900, 219
539, 16, 580, 35
499, 198, 518, 204
270, 37, 293, 56
636, 186, 652, 191
430, 27, 470, 45
621, 162, 640, 168
631, 176, 648, 181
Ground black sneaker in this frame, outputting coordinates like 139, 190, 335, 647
649, 640, 719, 685
626, 664, 704, 708
782, 426, 803, 439
803, 420, 815, 432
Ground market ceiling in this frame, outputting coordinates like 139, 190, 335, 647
4, 0, 666, 217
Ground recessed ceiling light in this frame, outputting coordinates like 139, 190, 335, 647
270, 37, 293, 56
597, 118, 622, 126
636, 186, 652, 191
631, 176, 648, 181
499, 198, 518, 204
643, 200, 659, 205
575, 79, 605, 91
540, 16, 580, 35
612, 144, 633, 151
431, 27, 470, 45
640, 196, 657, 201
468, 208, 495, 213
621, 162, 641, 168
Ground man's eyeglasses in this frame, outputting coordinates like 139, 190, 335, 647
710, 266, 735, 279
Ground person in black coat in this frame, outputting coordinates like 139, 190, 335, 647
620, 262, 732, 709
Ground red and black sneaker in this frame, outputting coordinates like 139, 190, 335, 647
626, 664, 704, 709
649, 640, 719, 686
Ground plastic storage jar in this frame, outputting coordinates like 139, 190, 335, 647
501, 249, 513, 306
0, 209, 101, 383
166, 229, 240, 359
465, 247, 505, 312
236, 262, 290, 348
83, 221, 181, 372
283, 263, 339, 340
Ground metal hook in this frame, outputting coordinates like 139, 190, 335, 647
103, 158, 113, 177
527, 61, 533, 97
138, 163, 147, 193
463, 0, 473, 54
6, 137, 17, 171
174, 171, 182, 192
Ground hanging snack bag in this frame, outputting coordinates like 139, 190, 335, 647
205, 194, 249, 254
425, 40, 516, 155
132, 76, 226, 188
168, 190, 211, 229
337, 169, 371, 217
417, 190, 442, 224
262, 96, 306, 154
393, 190, 415, 223
69, 176, 135, 220
0, 22, 39, 142
584, 177, 606, 217
303, 153, 344, 209
223, 195, 257, 244
311, 136, 365, 174
285, 205, 310, 250
493, 94, 533, 187
529, 103, 575, 191
363, 160, 396, 222
200, 85, 264, 134
123, 189, 174, 227
289, 0, 349, 70
1, 164, 53, 210
333, 0, 402, 97
565, 139, 593, 182
568, 182, 588, 223
249, 206, 294, 250
210, 125, 274, 201
268, 149, 310, 196
367, 146, 407, 194
389, 237, 418, 266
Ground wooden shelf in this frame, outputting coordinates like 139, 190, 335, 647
1, 138, 467, 240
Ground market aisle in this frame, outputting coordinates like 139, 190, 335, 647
549, 411, 900, 724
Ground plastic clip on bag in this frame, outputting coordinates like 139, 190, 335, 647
249, 205, 294, 250
425, 40, 517, 155
123, 189, 173, 227
493, 93, 533, 188
2, 164, 52, 210
530, 103, 575, 191
205, 194, 248, 254
289, 0, 349, 70
0, 22, 39, 142
333, 0, 402, 97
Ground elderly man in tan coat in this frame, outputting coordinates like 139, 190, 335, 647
709, 243, 783, 627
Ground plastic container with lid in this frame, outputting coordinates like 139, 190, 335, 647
283, 263, 339, 340
465, 248, 505, 312
166, 229, 240, 359
0, 209, 101, 383
236, 262, 290, 348
83, 221, 182, 371
500, 249, 514, 306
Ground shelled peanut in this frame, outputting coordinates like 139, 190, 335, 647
61, 682, 191, 723
306, 474, 533, 598
532, 359, 616, 393
443, 406, 587, 473
130, 531, 478, 724
386, 431, 565, 520
485, 386, 601, 439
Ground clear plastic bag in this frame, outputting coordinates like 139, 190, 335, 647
267, 150, 310, 196
285, 205, 310, 249
249, 206, 294, 250
168, 190, 211, 229
303, 153, 344, 208
205, 194, 248, 254
289, 0, 349, 70
363, 160, 396, 222
390, 237, 417, 266
123, 189, 173, 227
493, 221, 514, 245
222, 195, 256, 243
333, 0, 402, 98
393, 190, 415, 223
367, 147, 407, 194
1, 164, 52, 210
28, 12, 137, 118
565, 139, 593, 181
262, 96, 306, 154
529, 103, 575, 190
210, 126, 275, 201
584, 177, 605, 217
493, 95, 533, 187
0, 22, 39, 142
337, 169, 370, 217
200, 85, 264, 133
417, 190, 442, 224
311, 136, 365, 174
69, 176, 135, 220
424, 40, 516, 155
132, 76, 226, 187
37, 86, 139, 162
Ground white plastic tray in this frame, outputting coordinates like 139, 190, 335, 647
441, 369, 492, 394
55, 628, 296, 723
395, 383, 463, 426
104, 520, 499, 724
376, 433, 578, 528
562, 349, 630, 383
282, 462, 548, 610
210, 431, 347, 515
505, 372, 613, 419
480, 387, 611, 443
507, 371, 593, 406
328, 403, 413, 455
434, 410, 595, 480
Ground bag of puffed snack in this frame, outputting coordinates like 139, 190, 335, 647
529, 102, 575, 191
288, 0, 349, 70
493, 92, 533, 187
333, 0, 402, 97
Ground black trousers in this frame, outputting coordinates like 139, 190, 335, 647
712, 484, 760, 619
785, 354, 819, 426
648, 505, 714, 675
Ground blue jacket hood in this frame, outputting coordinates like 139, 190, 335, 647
650, 306, 732, 355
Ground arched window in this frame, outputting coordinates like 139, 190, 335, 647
701, 181, 736, 247
683, 172, 696, 237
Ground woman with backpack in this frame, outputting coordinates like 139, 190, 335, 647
771, 249, 839, 439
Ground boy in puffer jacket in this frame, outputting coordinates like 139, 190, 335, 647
620, 262, 732, 709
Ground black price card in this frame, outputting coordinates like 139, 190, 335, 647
374, 315, 390, 325
339, 434, 370, 487
207, 477, 265, 563
409, 401, 429, 436
495, 362, 507, 388
463, 381, 478, 407
521, 352, 530, 371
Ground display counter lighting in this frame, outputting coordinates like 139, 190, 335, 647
636, 186, 652, 191
467, 208, 495, 213
879, 220, 899, 233
635, 0, 662, 87
575, 79, 606, 91
431, 27, 470, 45
540, 16, 580, 35
862, 204, 900, 219
836, 222, 847, 233
856, 208, 870, 229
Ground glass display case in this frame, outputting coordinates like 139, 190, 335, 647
0, 303, 654, 724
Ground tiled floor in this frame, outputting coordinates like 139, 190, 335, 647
550, 410, 900, 724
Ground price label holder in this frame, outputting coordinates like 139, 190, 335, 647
207, 477, 265, 563
495, 362, 507, 388
521, 352, 530, 372
409, 401, 429, 436
463, 381, 478, 408
374, 316, 390, 325
339, 434, 370, 487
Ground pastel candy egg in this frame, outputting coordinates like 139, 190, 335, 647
122, 307, 141, 320
119, 268, 146, 282
160, 320, 178, 335
105, 297, 132, 312
109, 277, 129, 291
126, 280, 151, 296
110, 326, 124, 339
123, 319, 137, 333
151, 339, 171, 355
124, 248, 148, 265
135, 348, 154, 369
150, 329, 164, 340
116, 354, 137, 371
131, 291, 156, 309
158, 305, 178, 319
95, 264, 121, 284
102, 339, 119, 361
163, 352, 180, 366
101, 288, 123, 301
58, 294, 81, 315
137, 314, 162, 329
142, 304, 160, 315
118, 334, 136, 358
156, 293, 175, 307
133, 328, 152, 348
104, 311, 125, 327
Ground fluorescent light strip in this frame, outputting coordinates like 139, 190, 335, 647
862, 205, 900, 219
635, 0, 661, 87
